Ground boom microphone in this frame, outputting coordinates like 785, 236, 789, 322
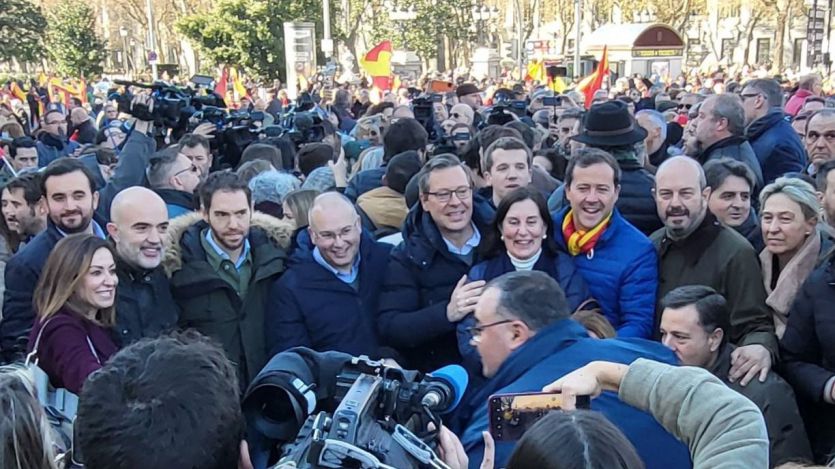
420, 365, 469, 414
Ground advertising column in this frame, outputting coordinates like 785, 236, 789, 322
283, 22, 317, 100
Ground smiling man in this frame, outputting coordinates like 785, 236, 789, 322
552, 148, 658, 338
107, 186, 179, 346
266, 192, 391, 357
481, 137, 533, 209
704, 158, 763, 251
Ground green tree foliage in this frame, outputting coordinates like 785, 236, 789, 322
176, 0, 325, 80
44, 1, 107, 77
0, 0, 47, 63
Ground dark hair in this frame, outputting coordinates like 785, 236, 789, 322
365, 101, 394, 117
703, 158, 755, 192
297, 143, 333, 177
486, 270, 570, 331
481, 187, 557, 258
504, 121, 535, 149
478, 125, 524, 154
236, 159, 273, 184
660, 285, 729, 344
483, 137, 532, 173
8, 136, 36, 159
198, 171, 251, 211
146, 147, 184, 189
383, 118, 428, 161
77, 332, 244, 469
507, 410, 643, 469
40, 157, 97, 196
273, 136, 297, 171
384, 151, 422, 194
743, 79, 784, 108
178, 133, 210, 151
564, 148, 621, 188
239, 143, 283, 170
816, 159, 835, 191
416, 153, 473, 194
3, 172, 43, 206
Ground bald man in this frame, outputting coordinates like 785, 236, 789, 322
266, 192, 392, 357
106, 186, 179, 346
70, 107, 97, 145
651, 156, 777, 387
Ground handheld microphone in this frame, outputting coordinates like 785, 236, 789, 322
420, 365, 469, 414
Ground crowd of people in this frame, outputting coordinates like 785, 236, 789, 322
0, 68, 834, 469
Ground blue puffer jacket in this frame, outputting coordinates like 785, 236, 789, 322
456, 319, 691, 469
551, 207, 657, 338
745, 109, 806, 184
376, 196, 495, 372
265, 234, 391, 358
456, 250, 591, 373
36, 134, 79, 167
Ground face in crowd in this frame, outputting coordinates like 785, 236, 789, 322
565, 162, 620, 231
45, 170, 99, 234
1, 187, 45, 237
180, 143, 213, 180
484, 148, 532, 204
203, 189, 252, 254
75, 247, 119, 313
499, 197, 546, 261
660, 304, 722, 368
420, 165, 474, 238
107, 187, 169, 271
760, 192, 817, 261
707, 175, 751, 228
10, 146, 38, 172
805, 112, 835, 171
308, 195, 362, 273
654, 158, 709, 240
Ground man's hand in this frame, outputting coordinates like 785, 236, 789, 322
192, 122, 217, 139
447, 275, 486, 323
328, 150, 348, 188
436, 426, 494, 469
130, 93, 154, 134
543, 361, 628, 409
730, 344, 772, 386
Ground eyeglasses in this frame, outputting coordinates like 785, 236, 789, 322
313, 223, 356, 243
740, 93, 761, 101
467, 319, 513, 343
173, 165, 199, 178
424, 186, 472, 204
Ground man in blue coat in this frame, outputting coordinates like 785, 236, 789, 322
553, 148, 657, 338
741, 79, 806, 184
266, 192, 391, 357
456, 270, 691, 469
36, 109, 80, 167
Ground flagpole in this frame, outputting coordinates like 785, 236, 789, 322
573, 0, 581, 77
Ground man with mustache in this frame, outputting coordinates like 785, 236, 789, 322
553, 148, 658, 339
106, 187, 179, 346
651, 156, 777, 388
163, 171, 291, 388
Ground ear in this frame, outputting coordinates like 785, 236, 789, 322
91, 191, 100, 211
508, 321, 533, 351
483, 170, 493, 186
817, 190, 825, 204
35, 197, 47, 215
419, 193, 430, 212
106, 222, 118, 240
708, 328, 724, 353
702, 186, 712, 200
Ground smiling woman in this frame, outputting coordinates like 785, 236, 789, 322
26, 234, 119, 394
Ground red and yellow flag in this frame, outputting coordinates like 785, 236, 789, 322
9, 82, 26, 102
525, 59, 546, 83
577, 46, 609, 109
360, 40, 393, 90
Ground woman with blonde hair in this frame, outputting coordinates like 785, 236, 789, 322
26, 234, 119, 394
0, 365, 59, 469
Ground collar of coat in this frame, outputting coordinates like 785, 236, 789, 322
161, 211, 294, 277
657, 211, 722, 265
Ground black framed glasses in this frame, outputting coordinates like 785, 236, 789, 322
467, 319, 513, 343
677, 103, 692, 110
424, 186, 472, 204
173, 165, 198, 178
740, 93, 761, 101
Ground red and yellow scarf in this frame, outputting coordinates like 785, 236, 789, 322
562, 209, 612, 256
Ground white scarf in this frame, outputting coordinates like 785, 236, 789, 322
509, 249, 543, 271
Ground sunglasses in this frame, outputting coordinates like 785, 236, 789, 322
677, 103, 692, 110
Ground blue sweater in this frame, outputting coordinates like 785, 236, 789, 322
457, 319, 691, 469
552, 207, 657, 338
265, 234, 391, 357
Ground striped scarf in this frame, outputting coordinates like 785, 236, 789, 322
562, 209, 612, 256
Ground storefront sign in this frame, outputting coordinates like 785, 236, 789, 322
632, 49, 682, 58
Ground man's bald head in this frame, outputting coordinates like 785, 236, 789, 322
308, 192, 357, 230
70, 107, 90, 126
107, 187, 170, 270
656, 156, 706, 190
654, 156, 710, 240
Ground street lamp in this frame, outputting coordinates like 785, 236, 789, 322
390, 5, 417, 47
119, 26, 129, 74
471, 5, 499, 46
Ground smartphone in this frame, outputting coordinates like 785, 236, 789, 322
542, 96, 563, 107
429, 80, 455, 93
488, 391, 590, 441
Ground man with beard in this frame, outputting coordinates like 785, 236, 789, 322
35, 109, 80, 167
651, 156, 777, 388
106, 187, 179, 346
1, 158, 106, 362
163, 171, 291, 387
1, 172, 46, 245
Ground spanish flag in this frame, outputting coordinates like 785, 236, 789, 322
576, 46, 609, 109
525, 59, 546, 83
360, 40, 393, 91
230, 67, 249, 99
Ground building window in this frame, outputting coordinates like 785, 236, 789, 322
793, 38, 804, 66
721, 39, 734, 61
756, 38, 771, 65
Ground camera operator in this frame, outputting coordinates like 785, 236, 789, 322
76, 331, 254, 469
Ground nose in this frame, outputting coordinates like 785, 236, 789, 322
765, 218, 781, 233
147, 227, 162, 244
103, 271, 118, 287
661, 334, 675, 350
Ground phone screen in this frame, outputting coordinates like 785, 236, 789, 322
488, 392, 590, 441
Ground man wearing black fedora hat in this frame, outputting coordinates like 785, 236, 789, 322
456, 83, 483, 129
549, 100, 662, 236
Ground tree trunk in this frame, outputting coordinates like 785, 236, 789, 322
772, 1, 789, 72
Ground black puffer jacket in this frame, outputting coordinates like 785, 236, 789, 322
113, 258, 180, 347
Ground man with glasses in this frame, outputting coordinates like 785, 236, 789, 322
147, 146, 202, 218
378, 154, 495, 372
454, 270, 690, 469
741, 78, 806, 184
36, 109, 80, 167
804, 109, 835, 175
675, 93, 702, 126
449, 103, 475, 127
266, 192, 391, 357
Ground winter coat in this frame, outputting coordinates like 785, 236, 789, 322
162, 212, 291, 386
36, 133, 79, 168
376, 198, 495, 372
356, 186, 408, 232
155, 188, 195, 219
785, 89, 814, 117
266, 234, 391, 357
652, 213, 778, 356
345, 167, 385, 202
779, 255, 835, 462
697, 135, 765, 195
457, 319, 692, 469
745, 109, 807, 185
113, 256, 179, 347
552, 207, 658, 338
94, 130, 156, 224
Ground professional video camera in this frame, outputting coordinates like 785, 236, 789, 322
243, 349, 468, 469
412, 94, 443, 142
108, 80, 226, 130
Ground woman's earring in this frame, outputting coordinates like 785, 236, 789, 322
542, 234, 547, 239
500, 235, 505, 241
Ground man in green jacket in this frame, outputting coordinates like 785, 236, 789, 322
651, 156, 777, 387
163, 171, 291, 388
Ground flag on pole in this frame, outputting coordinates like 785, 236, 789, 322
525, 59, 546, 83
576, 46, 609, 109
9, 82, 26, 102
230, 68, 248, 99
215, 67, 229, 97
360, 40, 393, 91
